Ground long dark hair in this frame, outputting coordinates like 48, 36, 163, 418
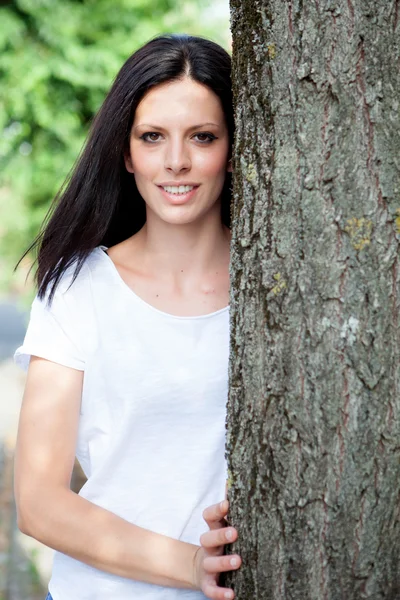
17, 33, 233, 302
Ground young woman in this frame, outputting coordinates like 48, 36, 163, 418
14, 34, 242, 600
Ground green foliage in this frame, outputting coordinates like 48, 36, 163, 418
0, 0, 231, 294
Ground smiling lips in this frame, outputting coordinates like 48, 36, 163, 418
157, 184, 200, 204
161, 184, 196, 194
158, 182, 200, 192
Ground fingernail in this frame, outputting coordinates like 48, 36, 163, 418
220, 500, 227, 511
230, 557, 238, 567
224, 593, 233, 600
226, 528, 233, 541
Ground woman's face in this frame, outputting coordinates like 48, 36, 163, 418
125, 77, 232, 227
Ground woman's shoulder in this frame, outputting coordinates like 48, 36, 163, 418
54, 246, 106, 299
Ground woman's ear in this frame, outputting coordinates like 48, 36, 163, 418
124, 151, 134, 174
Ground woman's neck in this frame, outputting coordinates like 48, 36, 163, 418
128, 219, 231, 289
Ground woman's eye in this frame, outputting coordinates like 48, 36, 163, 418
140, 132, 162, 142
139, 132, 217, 143
194, 133, 217, 143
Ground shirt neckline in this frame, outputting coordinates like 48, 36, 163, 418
97, 246, 230, 321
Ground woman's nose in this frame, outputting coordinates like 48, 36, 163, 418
164, 141, 191, 172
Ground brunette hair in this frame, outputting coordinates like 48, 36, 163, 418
17, 33, 233, 302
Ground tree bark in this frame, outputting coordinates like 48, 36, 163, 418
226, 1, 400, 598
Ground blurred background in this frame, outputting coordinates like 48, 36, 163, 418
0, 1, 230, 597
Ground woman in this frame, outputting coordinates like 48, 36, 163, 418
14, 33, 242, 600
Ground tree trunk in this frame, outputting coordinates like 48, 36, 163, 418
225, 1, 400, 598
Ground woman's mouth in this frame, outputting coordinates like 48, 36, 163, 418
157, 184, 200, 204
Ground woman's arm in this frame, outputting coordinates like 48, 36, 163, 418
14, 356, 199, 589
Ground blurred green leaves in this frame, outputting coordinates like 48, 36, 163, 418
0, 0, 231, 293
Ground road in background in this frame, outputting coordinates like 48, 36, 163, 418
0, 299, 27, 362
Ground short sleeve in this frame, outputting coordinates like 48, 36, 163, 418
14, 287, 85, 372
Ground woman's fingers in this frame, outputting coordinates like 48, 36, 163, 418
200, 526, 238, 550
203, 554, 242, 574
203, 500, 229, 530
203, 581, 235, 600
203, 580, 235, 600
200, 498, 240, 600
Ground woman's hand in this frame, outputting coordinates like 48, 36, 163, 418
193, 499, 241, 600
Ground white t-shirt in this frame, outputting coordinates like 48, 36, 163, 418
14, 246, 229, 600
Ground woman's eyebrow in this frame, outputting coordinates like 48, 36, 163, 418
133, 122, 220, 131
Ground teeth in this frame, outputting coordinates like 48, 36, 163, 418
162, 185, 195, 194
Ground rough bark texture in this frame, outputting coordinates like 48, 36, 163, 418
225, 1, 400, 598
